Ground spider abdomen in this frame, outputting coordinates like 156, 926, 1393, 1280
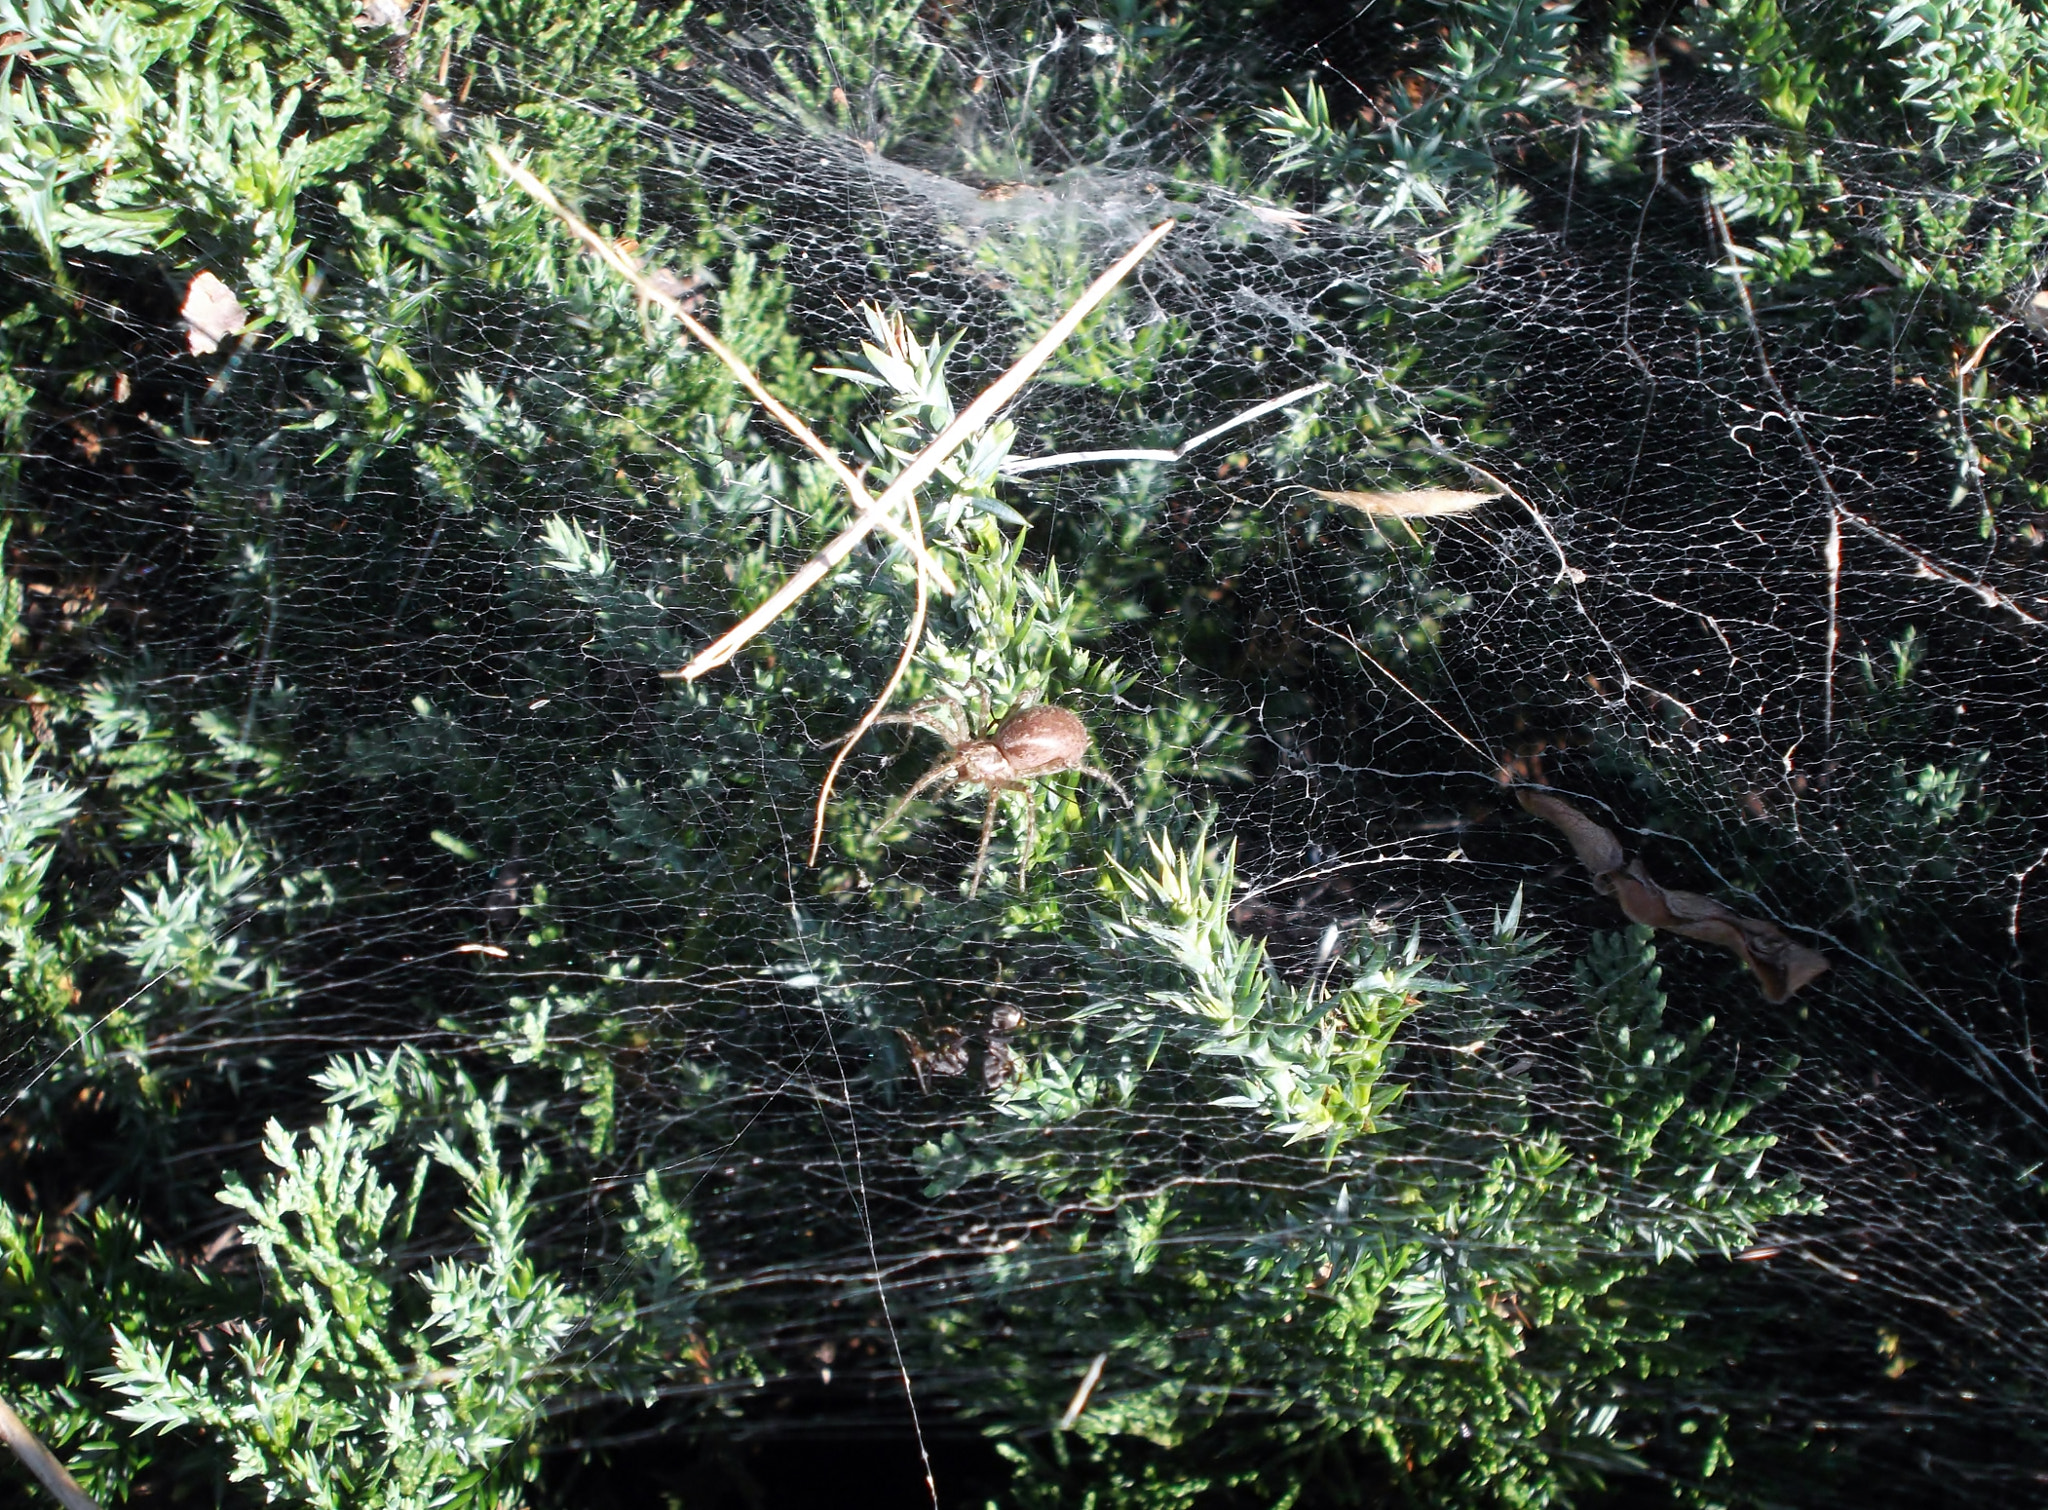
993, 705, 1091, 777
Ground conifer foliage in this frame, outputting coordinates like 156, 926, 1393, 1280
2, 0, 2045, 1504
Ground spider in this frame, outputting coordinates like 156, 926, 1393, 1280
873, 692, 1128, 897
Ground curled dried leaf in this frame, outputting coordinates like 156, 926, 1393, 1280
181, 272, 248, 356
1519, 788, 1830, 1003
1518, 788, 1624, 875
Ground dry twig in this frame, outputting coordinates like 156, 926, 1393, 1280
673, 217, 1177, 683
500, 138, 1177, 870
488, 145, 956, 597
0, 1396, 100, 1510
1058, 1353, 1110, 1429
1000, 380, 1328, 475
808, 470, 932, 866
799, 220, 1177, 860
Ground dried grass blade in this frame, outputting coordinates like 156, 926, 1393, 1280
1313, 487, 1491, 517
488, 145, 955, 596
0, 1395, 101, 1510
1058, 1353, 1110, 1429
674, 218, 1178, 682
809, 474, 932, 866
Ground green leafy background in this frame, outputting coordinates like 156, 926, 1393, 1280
1, 0, 2044, 1504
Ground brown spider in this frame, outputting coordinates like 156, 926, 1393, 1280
874, 694, 1128, 896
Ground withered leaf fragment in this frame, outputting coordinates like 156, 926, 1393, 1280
1312, 487, 1490, 517
181, 271, 248, 355
1518, 788, 1830, 1003
353, 0, 408, 29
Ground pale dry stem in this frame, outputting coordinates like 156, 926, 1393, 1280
795, 219, 1176, 867
674, 217, 1177, 683
809, 474, 931, 866
488, 145, 956, 597
0, 1395, 100, 1510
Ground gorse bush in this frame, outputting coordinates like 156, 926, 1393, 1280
1, 0, 2044, 1505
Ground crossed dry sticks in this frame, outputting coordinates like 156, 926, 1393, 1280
493, 144, 1172, 678
493, 146, 1176, 861
489, 145, 958, 601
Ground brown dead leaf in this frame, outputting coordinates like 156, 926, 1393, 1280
181, 271, 248, 355
1247, 203, 1313, 229
1314, 487, 1491, 518
1519, 787, 1830, 1003
353, 0, 409, 30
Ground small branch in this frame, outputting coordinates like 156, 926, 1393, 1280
809, 471, 932, 866
674, 218, 1177, 682
1000, 381, 1329, 476
1058, 1353, 1108, 1429
1953, 319, 2013, 537
1957, 320, 2012, 383
1714, 209, 2042, 635
1837, 508, 2044, 626
398, 0, 431, 76
488, 145, 956, 598
2010, 845, 2048, 952
1002, 446, 1181, 473
0, 1396, 101, 1510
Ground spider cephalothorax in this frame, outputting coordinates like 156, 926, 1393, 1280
874, 696, 1128, 896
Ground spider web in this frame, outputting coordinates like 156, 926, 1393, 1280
7, 0, 2048, 1504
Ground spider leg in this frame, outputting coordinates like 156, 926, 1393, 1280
941, 698, 975, 747
878, 757, 963, 833
1076, 765, 1132, 807
1018, 789, 1037, 890
870, 700, 964, 744
894, 1027, 930, 1094
902, 698, 975, 748
967, 789, 1000, 899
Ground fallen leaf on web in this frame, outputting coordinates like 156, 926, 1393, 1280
1313, 488, 1490, 517
353, 0, 409, 29
1519, 787, 1831, 1003
643, 268, 708, 309
181, 272, 248, 355
1248, 203, 1313, 229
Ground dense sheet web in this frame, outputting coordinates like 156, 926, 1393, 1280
489, 55, 2043, 1483
7, 0, 2048, 1502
